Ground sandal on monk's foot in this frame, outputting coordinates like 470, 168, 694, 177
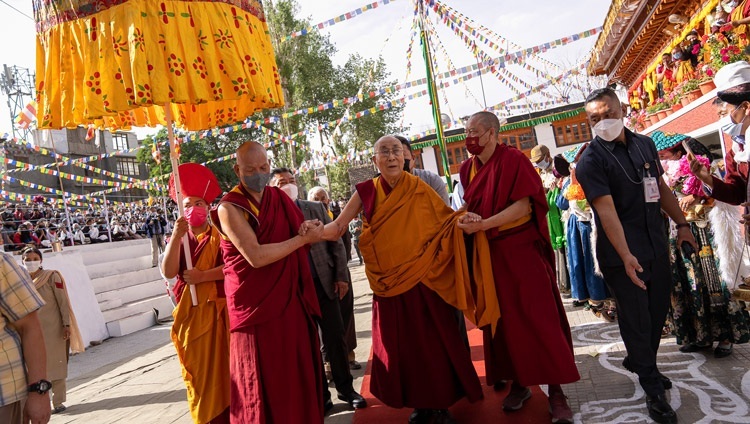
407, 409, 432, 424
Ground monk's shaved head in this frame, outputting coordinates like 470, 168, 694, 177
237, 141, 268, 166
469, 111, 500, 133
234, 141, 271, 191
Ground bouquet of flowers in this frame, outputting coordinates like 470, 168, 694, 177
662, 155, 711, 197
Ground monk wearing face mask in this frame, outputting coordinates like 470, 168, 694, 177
213, 142, 326, 423
161, 163, 230, 424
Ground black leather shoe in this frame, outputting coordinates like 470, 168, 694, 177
714, 344, 733, 358
678, 343, 710, 353
660, 373, 672, 390
408, 409, 432, 424
338, 391, 367, 409
324, 399, 334, 414
349, 360, 362, 370
623, 357, 672, 389
646, 394, 677, 424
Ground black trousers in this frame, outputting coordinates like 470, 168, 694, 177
601, 254, 671, 397
315, 278, 354, 396
352, 239, 363, 263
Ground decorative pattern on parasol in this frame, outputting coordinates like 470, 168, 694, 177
34, 0, 284, 131
34, 0, 285, 305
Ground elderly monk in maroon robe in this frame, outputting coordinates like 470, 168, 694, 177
458, 112, 580, 424
311, 135, 492, 424
213, 141, 325, 424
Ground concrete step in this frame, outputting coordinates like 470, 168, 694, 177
88, 255, 154, 279
77, 239, 153, 266
106, 311, 157, 338
102, 294, 174, 326
92, 267, 164, 295
96, 279, 167, 308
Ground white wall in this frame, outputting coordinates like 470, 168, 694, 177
33, 129, 69, 153
422, 146, 440, 176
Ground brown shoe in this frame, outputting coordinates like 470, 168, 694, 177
549, 392, 573, 423
503, 386, 531, 411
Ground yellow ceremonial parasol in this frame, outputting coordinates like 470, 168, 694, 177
34, 0, 285, 305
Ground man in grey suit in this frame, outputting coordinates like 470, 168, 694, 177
270, 168, 366, 411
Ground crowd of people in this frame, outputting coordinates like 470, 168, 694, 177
9, 66, 750, 424
0, 202, 177, 252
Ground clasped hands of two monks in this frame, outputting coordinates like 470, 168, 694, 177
297, 212, 485, 241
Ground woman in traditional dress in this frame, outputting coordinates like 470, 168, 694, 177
21, 246, 82, 413
652, 131, 750, 357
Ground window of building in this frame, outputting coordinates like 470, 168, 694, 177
117, 158, 139, 176
499, 127, 537, 156
112, 133, 129, 151
552, 113, 592, 147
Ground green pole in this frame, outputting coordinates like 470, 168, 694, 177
417, 0, 453, 194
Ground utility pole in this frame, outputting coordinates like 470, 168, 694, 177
0, 65, 35, 141
417, 1, 453, 193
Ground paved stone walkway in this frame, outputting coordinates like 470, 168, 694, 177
50, 262, 750, 423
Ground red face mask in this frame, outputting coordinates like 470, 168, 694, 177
184, 205, 208, 227
465, 129, 490, 155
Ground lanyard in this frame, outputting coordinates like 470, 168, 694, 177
599, 138, 652, 185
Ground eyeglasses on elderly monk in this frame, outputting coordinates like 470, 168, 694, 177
375, 148, 404, 157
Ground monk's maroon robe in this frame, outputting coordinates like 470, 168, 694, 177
460, 144, 580, 387
356, 178, 483, 409
213, 185, 323, 424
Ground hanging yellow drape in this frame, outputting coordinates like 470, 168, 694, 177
35, 0, 284, 131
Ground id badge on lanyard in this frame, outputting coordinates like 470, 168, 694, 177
643, 162, 660, 203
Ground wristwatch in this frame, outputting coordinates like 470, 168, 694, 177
28, 379, 52, 395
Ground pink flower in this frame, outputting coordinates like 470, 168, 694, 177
682, 176, 706, 197
706, 68, 714, 76
679, 155, 709, 176
723, 54, 731, 62
721, 47, 728, 55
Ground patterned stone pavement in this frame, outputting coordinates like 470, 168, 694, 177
49, 262, 750, 423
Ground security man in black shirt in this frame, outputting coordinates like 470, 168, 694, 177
576, 88, 697, 424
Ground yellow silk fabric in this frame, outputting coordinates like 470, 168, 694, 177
732, 2, 750, 47
36, 0, 284, 131
360, 173, 500, 332
170, 227, 230, 424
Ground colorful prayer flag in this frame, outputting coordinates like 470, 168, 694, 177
14, 101, 37, 129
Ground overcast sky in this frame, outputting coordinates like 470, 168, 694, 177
0, 0, 610, 139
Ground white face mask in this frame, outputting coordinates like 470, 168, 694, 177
279, 183, 299, 201
593, 119, 625, 142
536, 159, 551, 170
23, 260, 41, 273
720, 113, 746, 139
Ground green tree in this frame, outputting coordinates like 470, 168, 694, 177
135, 127, 262, 194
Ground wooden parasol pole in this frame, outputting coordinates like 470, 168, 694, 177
164, 105, 198, 306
